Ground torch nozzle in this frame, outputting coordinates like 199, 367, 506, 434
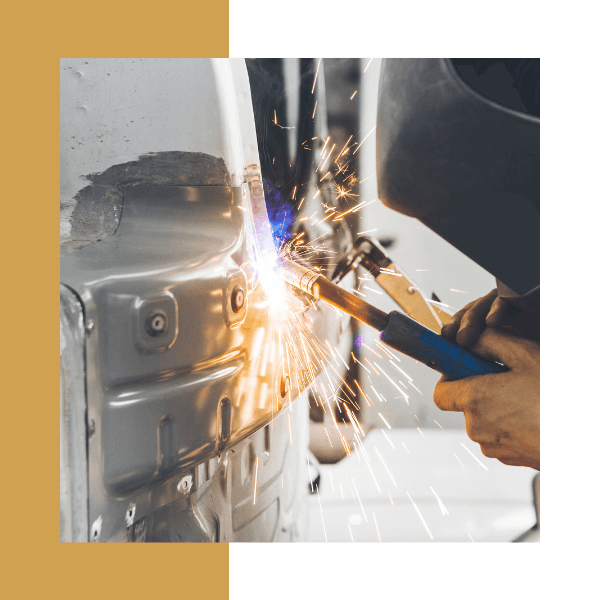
277, 258, 322, 298
277, 257, 389, 331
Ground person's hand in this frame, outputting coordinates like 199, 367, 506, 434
433, 327, 540, 470
441, 288, 539, 343
441, 289, 507, 346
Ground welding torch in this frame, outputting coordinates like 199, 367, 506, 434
278, 258, 508, 381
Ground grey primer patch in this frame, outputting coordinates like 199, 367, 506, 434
61, 151, 230, 257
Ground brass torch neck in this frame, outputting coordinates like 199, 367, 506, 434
277, 258, 322, 297
277, 257, 389, 331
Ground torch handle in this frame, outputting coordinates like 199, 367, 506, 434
380, 311, 508, 380
278, 258, 507, 381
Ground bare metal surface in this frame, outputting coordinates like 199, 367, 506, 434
60, 152, 231, 257
61, 184, 301, 540
60, 183, 336, 542
60, 285, 89, 542
60, 58, 258, 256
129, 398, 310, 543
59, 58, 349, 543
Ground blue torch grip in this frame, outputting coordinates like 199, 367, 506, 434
379, 311, 509, 380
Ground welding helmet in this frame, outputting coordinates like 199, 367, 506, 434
376, 58, 540, 309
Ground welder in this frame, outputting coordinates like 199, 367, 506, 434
376, 58, 540, 470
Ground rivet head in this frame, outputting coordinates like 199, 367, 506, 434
145, 310, 168, 337
91, 516, 102, 542
125, 503, 136, 527
177, 475, 193, 495
231, 286, 245, 313
407, 286, 416, 295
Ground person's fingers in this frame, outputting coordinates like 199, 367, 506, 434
441, 301, 475, 340
455, 289, 497, 347
433, 375, 479, 412
485, 296, 507, 328
471, 328, 539, 368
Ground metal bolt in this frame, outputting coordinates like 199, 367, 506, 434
145, 310, 168, 337
407, 286, 416, 295
177, 475, 193, 495
125, 503, 136, 527
231, 286, 245, 313
280, 374, 291, 399
91, 516, 102, 542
